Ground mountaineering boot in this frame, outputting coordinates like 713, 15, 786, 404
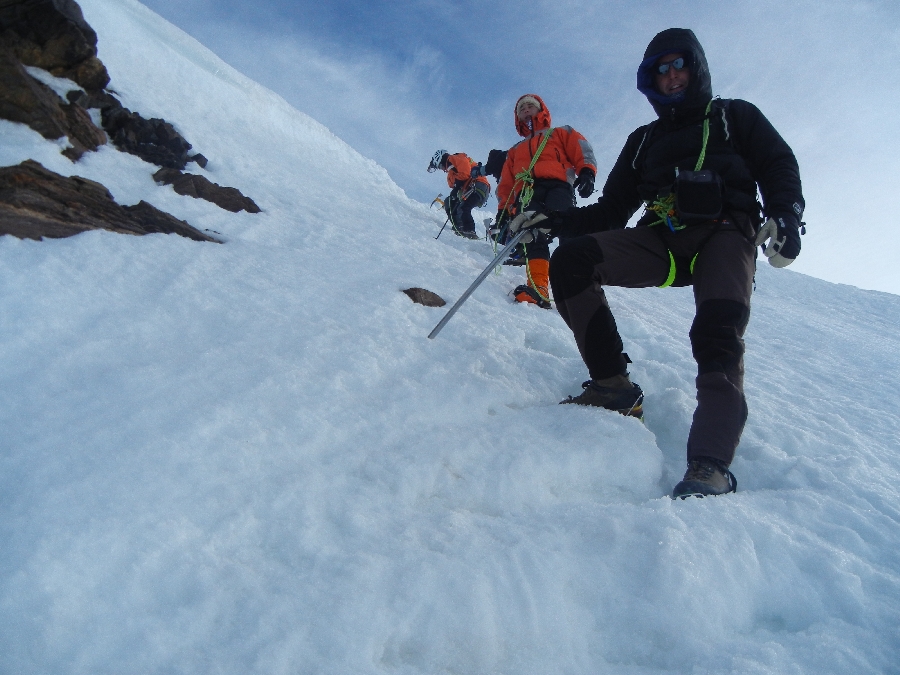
560, 374, 644, 419
513, 285, 551, 308
514, 258, 551, 308
452, 223, 480, 239
503, 246, 527, 266
671, 457, 737, 499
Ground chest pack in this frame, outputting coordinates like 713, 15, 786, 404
634, 99, 738, 230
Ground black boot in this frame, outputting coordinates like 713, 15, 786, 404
560, 374, 643, 419
672, 457, 737, 499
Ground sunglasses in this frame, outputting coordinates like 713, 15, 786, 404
656, 57, 686, 75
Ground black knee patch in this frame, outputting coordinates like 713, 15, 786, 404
549, 236, 604, 301
690, 299, 750, 376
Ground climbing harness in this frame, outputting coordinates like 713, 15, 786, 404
642, 100, 728, 289
645, 100, 715, 233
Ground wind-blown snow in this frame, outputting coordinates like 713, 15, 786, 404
1, 1, 898, 673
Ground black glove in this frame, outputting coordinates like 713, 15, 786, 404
453, 179, 466, 190
573, 168, 595, 198
754, 215, 802, 268
470, 163, 486, 178
485, 149, 508, 182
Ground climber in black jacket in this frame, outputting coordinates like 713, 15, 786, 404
506, 27, 805, 499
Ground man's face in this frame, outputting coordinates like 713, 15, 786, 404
654, 52, 690, 96
517, 101, 540, 122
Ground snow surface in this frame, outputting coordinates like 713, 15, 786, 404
1, 1, 899, 673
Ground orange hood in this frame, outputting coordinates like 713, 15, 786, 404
514, 93, 552, 137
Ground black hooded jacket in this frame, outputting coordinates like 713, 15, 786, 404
561, 28, 804, 237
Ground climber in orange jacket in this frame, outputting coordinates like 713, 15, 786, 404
495, 94, 597, 307
427, 150, 492, 239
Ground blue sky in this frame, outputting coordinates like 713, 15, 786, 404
134, 0, 900, 295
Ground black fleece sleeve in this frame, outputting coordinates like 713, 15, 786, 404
729, 99, 804, 223
554, 126, 648, 238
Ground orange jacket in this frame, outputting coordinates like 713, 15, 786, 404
496, 94, 597, 213
444, 153, 490, 193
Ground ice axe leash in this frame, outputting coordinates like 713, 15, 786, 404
427, 229, 529, 339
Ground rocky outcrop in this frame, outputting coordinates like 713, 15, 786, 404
0, 0, 109, 91
0, 159, 219, 242
101, 105, 195, 170
0, 46, 106, 159
0, 0, 259, 239
1, 1, 197, 169
153, 168, 261, 213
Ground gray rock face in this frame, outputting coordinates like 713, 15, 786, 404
0, 159, 220, 242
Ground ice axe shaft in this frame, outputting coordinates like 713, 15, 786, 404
428, 229, 528, 339
434, 216, 450, 240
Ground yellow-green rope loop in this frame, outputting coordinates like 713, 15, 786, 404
516, 128, 554, 210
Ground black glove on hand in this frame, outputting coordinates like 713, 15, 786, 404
573, 168, 595, 198
507, 210, 553, 244
754, 215, 802, 268
470, 163, 486, 178
485, 149, 508, 181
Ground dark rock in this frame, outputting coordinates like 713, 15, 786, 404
1, 3, 200, 171
0, 159, 219, 242
0, 0, 109, 91
66, 86, 119, 111
403, 287, 446, 307
153, 168, 260, 214
187, 153, 208, 168
0, 46, 105, 159
60, 96, 106, 154
102, 105, 193, 170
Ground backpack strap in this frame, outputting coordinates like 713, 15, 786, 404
631, 121, 659, 171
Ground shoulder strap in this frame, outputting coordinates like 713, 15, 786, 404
631, 121, 659, 171
528, 128, 554, 171
715, 98, 741, 156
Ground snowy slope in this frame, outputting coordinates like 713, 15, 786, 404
1, 1, 899, 673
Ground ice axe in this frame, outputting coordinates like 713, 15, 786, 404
434, 215, 450, 240
430, 193, 445, 209
428, 229, 528, 339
